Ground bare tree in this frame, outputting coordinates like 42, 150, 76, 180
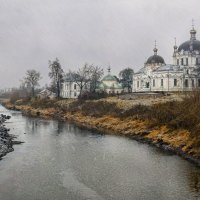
70, 64, 104, 97
70, 63, 92, 97
90, 65, 104, 92
119, 68, 134, 92
48, 58, 64, 98
24, 69, 41, 97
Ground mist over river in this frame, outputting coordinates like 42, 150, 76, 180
0, 105, 199, 200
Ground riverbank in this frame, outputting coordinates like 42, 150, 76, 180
2, 95, 200, 167
0, 114, 21, 159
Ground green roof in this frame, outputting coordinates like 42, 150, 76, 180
102, 74, 117, 81
96, 82, 123, 90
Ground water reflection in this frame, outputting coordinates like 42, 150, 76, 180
188, 170, 200, 193
25, 118, 40, 134
56, 121, 65, 135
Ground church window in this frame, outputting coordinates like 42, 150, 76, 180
181, 58, 184, 65
74, 92, 77, 97
198, 79, 200, 87
161, 79, 163, 87
174, 79, 177, 86
146, 82, 149, 88
137, 81, 139, 88
196, 58, 198, 65
186, 58, 188, 66
192, 79, 195, 87
177, 59, 179, 65
185, 79, 188, 87
153, 79, 155, 87
74, 84, 76, 90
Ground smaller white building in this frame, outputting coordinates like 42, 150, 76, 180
61, 74, 90, 98
96, 67, 123, 94
38, 89, 56, 99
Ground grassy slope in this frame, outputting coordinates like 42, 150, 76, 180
3, 93, 200, 164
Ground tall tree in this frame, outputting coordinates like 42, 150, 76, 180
24, 69, 41, 97
48, 58, 64, 98
119, 68, 134, 92
90, 65, 104, 92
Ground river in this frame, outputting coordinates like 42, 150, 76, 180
0, 105, 199, 200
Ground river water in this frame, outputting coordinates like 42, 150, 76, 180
0, 105, 199, 200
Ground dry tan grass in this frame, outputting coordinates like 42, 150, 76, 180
3, 92, 200, 159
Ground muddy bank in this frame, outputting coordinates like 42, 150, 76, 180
0, 114, 23, 159
0, 114, 13, 159
64, 112, 200, 167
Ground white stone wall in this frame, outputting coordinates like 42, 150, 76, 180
61, 81, 90, 99
101, 80, 123, 94
102, 80, 117, 87
61, 82, 79, 98
133, 70, 200, 93
173, 50, 200, 67
105, 88, 123, 94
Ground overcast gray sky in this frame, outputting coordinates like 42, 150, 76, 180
0, 0, 200, 89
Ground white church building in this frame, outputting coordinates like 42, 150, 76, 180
132, 26, 200, 92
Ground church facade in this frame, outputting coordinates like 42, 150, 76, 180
132, 26, 200, 92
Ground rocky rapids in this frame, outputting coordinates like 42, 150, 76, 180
0, 114, 22, 159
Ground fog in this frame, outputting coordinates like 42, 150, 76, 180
0, 0, 200, 88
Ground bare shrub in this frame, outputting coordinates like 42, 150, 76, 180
9, 91, 20, 104
30, 98, 57, 109
118, 104, 151, 119
81, 101, 120, 117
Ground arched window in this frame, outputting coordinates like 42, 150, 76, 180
137, 81, 139, 88
192, 79, 195, 87
186, 58, 188, 66
153, 79, 155, 87
174, 79, 177, 87
181, 58, 184, 65
161, 79, 163, 87
185, 79, 188, 87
